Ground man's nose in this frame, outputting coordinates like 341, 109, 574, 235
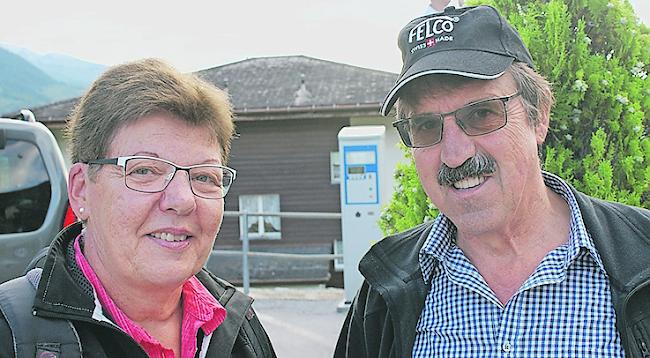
438, 115, 476, 169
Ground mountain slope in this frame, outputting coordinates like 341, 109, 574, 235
0, 47, 84, 114
3, 44, 105, 88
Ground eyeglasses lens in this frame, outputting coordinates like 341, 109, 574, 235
455, 99, 507, 136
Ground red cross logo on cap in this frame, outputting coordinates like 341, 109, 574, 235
426, 38, 436, 47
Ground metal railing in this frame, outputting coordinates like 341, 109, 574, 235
219, 211, 342, 294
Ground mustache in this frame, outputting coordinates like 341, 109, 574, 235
437, 153, 496, 187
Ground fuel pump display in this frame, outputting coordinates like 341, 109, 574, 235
343, 145, 378, 205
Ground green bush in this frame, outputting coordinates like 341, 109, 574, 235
379, 0, 649, 235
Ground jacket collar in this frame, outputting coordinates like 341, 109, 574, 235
570, 188, 650, 294
358, 222, 434, 357
33, 222, 96, 320
196, 270, 254, 354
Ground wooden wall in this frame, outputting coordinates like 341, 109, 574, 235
216, 116, 349, 251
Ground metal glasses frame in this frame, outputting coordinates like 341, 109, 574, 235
84, 155, 236, 199
392, 92, 521, 148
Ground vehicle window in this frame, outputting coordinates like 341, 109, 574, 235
0, 139, 51, 234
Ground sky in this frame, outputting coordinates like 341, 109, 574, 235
1, 0, 648, 74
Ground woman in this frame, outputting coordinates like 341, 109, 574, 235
0, 59, 276, 357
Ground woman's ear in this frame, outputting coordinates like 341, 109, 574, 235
68, 163, 89, 221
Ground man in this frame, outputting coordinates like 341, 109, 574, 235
335, 5, 650, 358
426, 0, 464, 14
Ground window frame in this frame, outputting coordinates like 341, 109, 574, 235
238, 194, 282, 240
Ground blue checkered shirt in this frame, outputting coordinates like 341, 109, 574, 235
413, 172, 625, 357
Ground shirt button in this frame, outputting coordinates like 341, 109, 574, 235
502, 341, 512, 353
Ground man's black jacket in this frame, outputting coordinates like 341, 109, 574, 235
335, 189, 650, 357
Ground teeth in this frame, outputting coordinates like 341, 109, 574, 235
151, 232, 188, 242
453, 176, 486, 189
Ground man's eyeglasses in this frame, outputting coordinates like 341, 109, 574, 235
84, 156, 236, 199
392, 92, 521, 148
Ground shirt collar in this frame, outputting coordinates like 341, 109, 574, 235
182, 275, 226, 334
419, 214, 455, 283
419, 171, 606, 283
541, 172, 605, 271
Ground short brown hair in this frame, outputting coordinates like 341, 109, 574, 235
66, 58, 234, 167
396, 62, 554, 126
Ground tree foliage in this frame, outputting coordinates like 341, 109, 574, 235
379, 0, 649, 235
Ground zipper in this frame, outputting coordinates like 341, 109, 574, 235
622, 277, 650, 357
639, 338, 650, 358
636, 321, 650, 358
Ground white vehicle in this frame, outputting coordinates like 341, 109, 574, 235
0, 110, 72, 283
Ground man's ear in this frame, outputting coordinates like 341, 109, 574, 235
535, 110, 550, 145
68, 163, 89, 221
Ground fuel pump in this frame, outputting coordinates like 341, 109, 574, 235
337, 125, 390, 308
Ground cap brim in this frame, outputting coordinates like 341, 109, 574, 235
381, 50, 515, 116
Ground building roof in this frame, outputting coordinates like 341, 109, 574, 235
197, 55, 397, 111
28, 97, 79, 123
14, 56, 398, 123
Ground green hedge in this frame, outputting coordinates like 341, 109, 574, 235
379, 0, 649, 235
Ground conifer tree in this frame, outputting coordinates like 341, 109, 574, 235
379, 0, 649, 235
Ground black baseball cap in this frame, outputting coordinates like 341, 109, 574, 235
381, 5, 534, 116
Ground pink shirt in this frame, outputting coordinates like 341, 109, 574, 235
74, 236, 227, 358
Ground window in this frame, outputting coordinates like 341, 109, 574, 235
239, 194, 281, 239
0, 139, 51, 233
330, 151, 340, 184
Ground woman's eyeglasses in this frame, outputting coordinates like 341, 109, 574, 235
84, 156, 236, 199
